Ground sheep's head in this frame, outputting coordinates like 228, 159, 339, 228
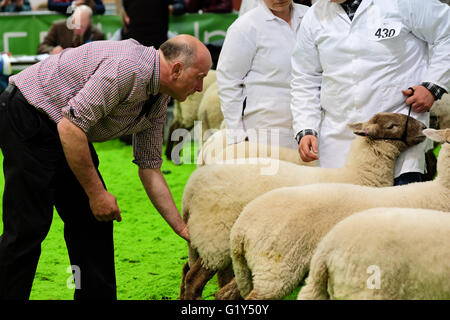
347, 112, 427, 146
423, 128, 450, 144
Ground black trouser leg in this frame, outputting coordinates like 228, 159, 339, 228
0, 88, 117, 300
0, 90, 59, 300
54, 145, 117, 300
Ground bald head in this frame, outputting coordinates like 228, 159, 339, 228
71, 4, 93, 36
158, 34, 212, 102
160, 34, 212, 70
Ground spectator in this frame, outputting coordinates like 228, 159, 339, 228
0, 0, 31, 12
48, 0, 105, 15
37, 5, 104, 54
291, 0, 450, 185
217, 0, 309, 149
169, 0, 187, 15
186, 0, 232, 13
122, 0, 168, 48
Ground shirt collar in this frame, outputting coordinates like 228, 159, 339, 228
260, 2, 304, 25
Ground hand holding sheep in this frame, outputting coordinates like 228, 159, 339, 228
402, 86, 435, 113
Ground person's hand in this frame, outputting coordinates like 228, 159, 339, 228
1, 0, 11, 7
51, 46, 63, 55
89, 190, 122, 222
176, 223, 190, 242
402, 86, 434, 113
298, 135, 319, 162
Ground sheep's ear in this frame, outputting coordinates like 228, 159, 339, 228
348, 122, 366, 136
423, 129, 446, 143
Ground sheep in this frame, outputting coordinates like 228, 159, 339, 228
165, 70, 217, 160
196, 81, 224, 140
298, 207, 450, 300
226, 128, 450, 300
431, 94, 450, 129
179, 112, 427, 300
197, 128, 311, 167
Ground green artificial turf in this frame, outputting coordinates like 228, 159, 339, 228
0, 140, 441, 300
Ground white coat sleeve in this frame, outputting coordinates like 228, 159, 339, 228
400, 0, 450, 91
216, 22, 256, 143
290, 12, 324, 137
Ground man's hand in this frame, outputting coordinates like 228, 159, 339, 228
51, 46, 63, 55
402, 86, 434, 113
89, 190, 122, 222
298, 135, 319, 162
0, 0, 11, 7
58, 117, 121, 222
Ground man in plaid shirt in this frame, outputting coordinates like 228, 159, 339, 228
0, 34, 211, 300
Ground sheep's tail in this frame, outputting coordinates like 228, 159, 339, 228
297, 253, 330, 300
230, 230, 253, 299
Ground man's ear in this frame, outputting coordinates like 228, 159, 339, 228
172, 62, 183, 80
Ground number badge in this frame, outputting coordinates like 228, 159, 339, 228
373, 21, 402, 41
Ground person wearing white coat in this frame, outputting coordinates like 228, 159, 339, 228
291, 0, 450, 185
217, 0, 310, 149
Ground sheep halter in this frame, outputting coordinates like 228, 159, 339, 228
400, 87, 414, 144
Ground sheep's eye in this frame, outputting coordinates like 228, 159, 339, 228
386, 123, 398, 129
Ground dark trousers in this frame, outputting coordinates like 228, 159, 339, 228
0, 86, 117, 300
394, 172, 423, 186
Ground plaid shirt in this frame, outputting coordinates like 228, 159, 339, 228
295, 0, 447, 143
10, 39, 170, 169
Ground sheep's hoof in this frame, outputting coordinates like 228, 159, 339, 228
215, 279, 243, 300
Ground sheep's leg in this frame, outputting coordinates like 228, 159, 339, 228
245, 289, 263, 300
217, 264, 234, 288
215, 278, 243, 300
179, 261, 190, 300
183, 258, 216, 300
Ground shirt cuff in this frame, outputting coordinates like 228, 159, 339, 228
295, 129, 318, 144
421, 82, 448, 100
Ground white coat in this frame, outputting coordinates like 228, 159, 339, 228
291, 0, 450, 177
217, 3, 310, 149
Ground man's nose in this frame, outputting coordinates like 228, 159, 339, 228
196, 80, 204, 92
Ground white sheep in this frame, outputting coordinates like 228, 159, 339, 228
227, 128, 450, 300
180, 112, 427, 300
197, 128, 311, 167
196, 81, 224, 140
431, 94, 450, 129
298, 207, 450, 300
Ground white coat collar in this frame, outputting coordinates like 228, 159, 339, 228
330, 0, 374, 24
260, 2, 306, 24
